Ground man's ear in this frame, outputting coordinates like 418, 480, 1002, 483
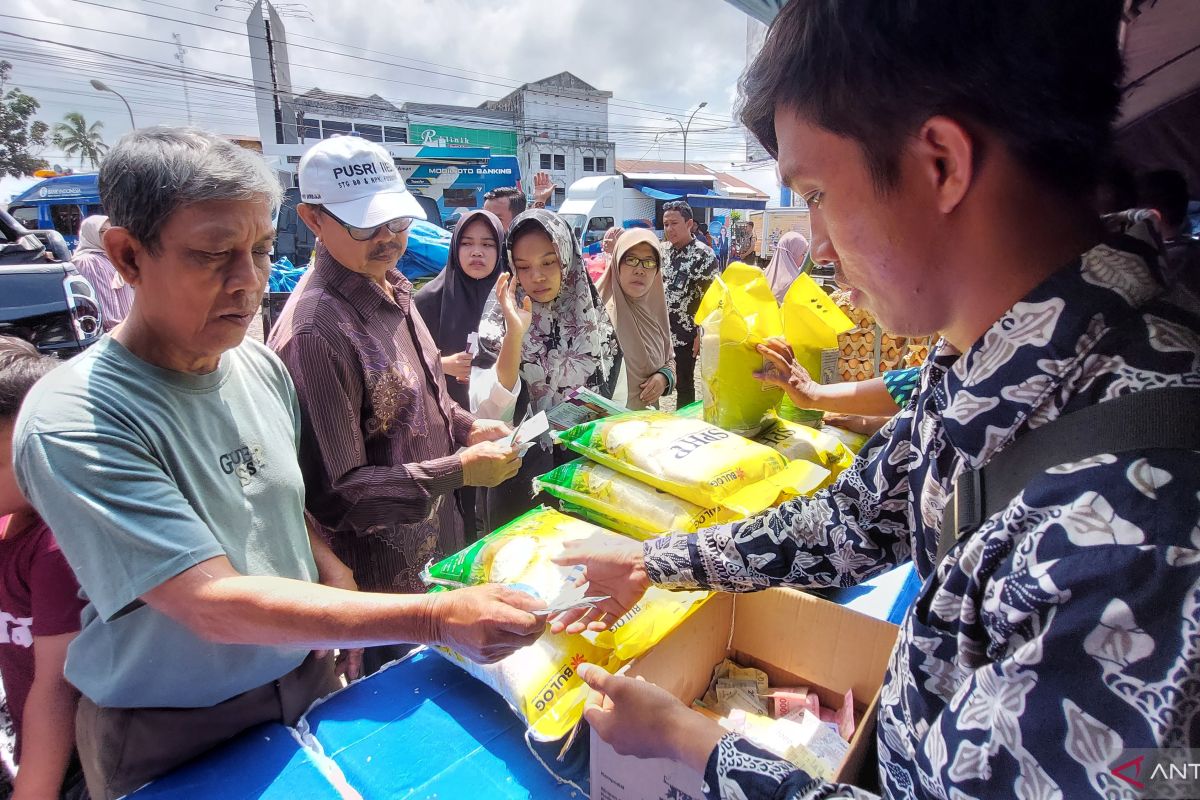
297, 204, 324, 236
915, 116, 975, 215
103, 227, 145, 288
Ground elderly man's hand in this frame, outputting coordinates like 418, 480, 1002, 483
577, 664, 727, 771
460, 441, 521, 487
549, 534, 650, 634
468, 419, 512, 446
428, 584, 545, 663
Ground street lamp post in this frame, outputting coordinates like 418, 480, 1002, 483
90, 80, 136, 129
667, 101, 708, 174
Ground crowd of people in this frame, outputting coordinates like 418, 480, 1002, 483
0, 1, 1197, 799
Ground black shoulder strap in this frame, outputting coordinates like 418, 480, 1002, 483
937, 387, 1200, 565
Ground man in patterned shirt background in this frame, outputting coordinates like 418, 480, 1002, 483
661, 199, 719, 408
551, 1, 1200, 798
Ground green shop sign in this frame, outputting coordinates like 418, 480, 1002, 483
409, 124, 517, 155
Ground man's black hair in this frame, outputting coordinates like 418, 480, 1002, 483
662, 200, 694, 222
738, 0, 1125, 197
0, 336, 57, 419
483, 186, 527, 217
1138, 169, 1191, 230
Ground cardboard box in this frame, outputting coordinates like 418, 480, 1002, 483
590, 588, 899, 799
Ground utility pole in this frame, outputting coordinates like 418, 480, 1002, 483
173, 33, 193, 124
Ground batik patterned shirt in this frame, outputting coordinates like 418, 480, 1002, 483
642, 231, 1200, 799
270, 246, 475, 594
663, 237, 720, 348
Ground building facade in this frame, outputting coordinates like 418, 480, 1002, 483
293, 89, 409, 145
482, 72, 617, 206
404, 103, 518, 157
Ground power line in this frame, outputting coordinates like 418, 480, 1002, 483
47, 0, 733, 128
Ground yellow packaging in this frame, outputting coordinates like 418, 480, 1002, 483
534, 459, 733, 537
423, 506, 710, 741
779, 274, 856, 424
555, 411, 829, 516
695, 262, 784, 436
753, 417, 855, 487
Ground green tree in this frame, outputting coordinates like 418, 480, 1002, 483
52, 111, 108, 169
0, 60, 49, 177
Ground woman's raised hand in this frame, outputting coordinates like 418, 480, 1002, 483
496, 273, 533, 335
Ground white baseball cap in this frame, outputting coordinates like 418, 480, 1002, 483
297, 136, 425, 227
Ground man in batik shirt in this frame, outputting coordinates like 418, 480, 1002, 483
661, 200, 719, 407
551, 2, 1200, 798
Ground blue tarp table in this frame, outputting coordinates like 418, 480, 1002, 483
128, 650, 586, 800
128, 564, 919, 798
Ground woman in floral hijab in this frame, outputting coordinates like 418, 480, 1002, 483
471, 208, 619, 527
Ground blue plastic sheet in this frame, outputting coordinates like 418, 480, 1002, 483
268, 257, 308, 293
126, 723, 345, 800
306, 650, 587, 799
397, 220, 452, 283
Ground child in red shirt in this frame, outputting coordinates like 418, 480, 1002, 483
0, 336, 86, 799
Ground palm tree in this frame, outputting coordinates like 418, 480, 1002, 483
52, 112, 108, 169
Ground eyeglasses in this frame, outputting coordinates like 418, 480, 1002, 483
620, 254, 659, 272
321, 206, 414, 241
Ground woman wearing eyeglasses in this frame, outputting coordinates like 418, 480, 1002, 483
596, 229, 675, 410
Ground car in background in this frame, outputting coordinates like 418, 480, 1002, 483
0, 208, 103, 357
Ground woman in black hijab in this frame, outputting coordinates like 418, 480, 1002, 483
415, 208, 507, 409
415, 208, 506, 540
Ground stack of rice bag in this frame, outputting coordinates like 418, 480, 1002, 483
536, 409, 842, 542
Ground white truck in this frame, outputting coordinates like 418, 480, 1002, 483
559, 173, 716, 255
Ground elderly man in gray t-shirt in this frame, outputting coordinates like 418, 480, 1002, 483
13, 127, 545, 800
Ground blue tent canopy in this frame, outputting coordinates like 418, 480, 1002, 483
12, 174, 101, 206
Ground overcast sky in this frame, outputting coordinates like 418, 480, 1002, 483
2, 0, 776, 191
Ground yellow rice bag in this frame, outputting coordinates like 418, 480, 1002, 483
555, 411, 829, 516
818, 423, 872, 454
423, 506, 709, 741
779, 275, 856, 425
753, 417, 855, 487
534, 459, 734, 537
695, 262, 784, 436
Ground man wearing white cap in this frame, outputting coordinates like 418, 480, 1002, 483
13, 128, 545, 799
269, 136, 522, 674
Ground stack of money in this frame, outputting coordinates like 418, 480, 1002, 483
691, 659, 859, 781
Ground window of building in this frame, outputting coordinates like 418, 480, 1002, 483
583, 156, 595, 172
321, 120, 352, 138
553, 154, 565, 171
442, 188, 478, 208
354, 124, 383, 143
540, 153, 552, 170
596, 157, 607, 173
300, 120, 322, 141
384, 126, 407, 143
553, 187, 566, 205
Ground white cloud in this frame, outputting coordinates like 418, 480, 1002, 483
3, 0, 768, 173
